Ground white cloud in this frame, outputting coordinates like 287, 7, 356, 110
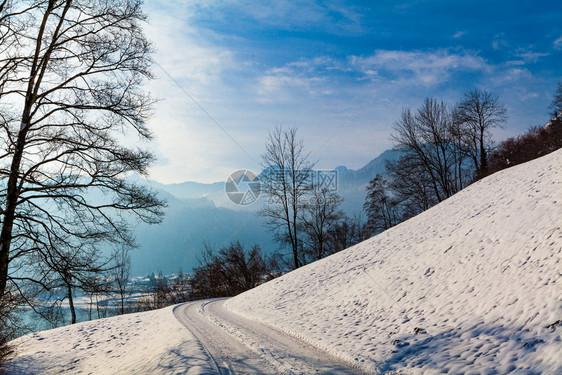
505, 50, 550, 67
256, 57, 337, 101
453, 31, 465, 39
489, 68, 532, 86
142, 2, 250, 183
258, 74, 328, 97
516, 51, 549, 63
258, 49, 490, 102
554, 36, 562, 50
144, 10, 234, 90
520, 92, 539, 101
492, 35, 508, 50
350, 49, 488, 86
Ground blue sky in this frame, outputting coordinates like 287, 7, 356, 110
142, 0, 562, 183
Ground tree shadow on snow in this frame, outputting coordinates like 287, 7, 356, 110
376, 321, 557, 374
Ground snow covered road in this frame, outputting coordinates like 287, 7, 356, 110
173, 299, 362, 374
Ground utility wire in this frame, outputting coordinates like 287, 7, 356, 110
154, 60, 256, 162
310, 101, 368, 157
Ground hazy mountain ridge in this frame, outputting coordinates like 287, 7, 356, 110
130, 150, 400, 275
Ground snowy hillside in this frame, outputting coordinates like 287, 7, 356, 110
226, 150, 562, 374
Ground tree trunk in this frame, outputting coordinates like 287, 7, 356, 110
96, 294, 101, 319
67, 282, 77, 324
0, 126, 29, 296
292, 196, 300, 269
479, 128, 487, 176
88, 295, 93, 320
0, 1, 55, 297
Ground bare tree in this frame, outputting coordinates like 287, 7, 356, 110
453, 88, 507, 177
19, 240, 118, 326
486, 118, 562, 177
84, 275, 112, 321
191, 242, 270, 299
1, 0, 35, 97
168, 268, 190, 304
217, 243, 268, 293
45, 244, 112, 324
111, 246, 131, 315
300, 188, 344, 262
364, 175, 401, 234
0, 290, 24, 369
379, 96, 480, 227
385, 154, 437, 217
550, 82, 562, 120
547, 82, 562, 149
259, 126, 315, 269
0, 0, 164, 304
391, 98, 463, 202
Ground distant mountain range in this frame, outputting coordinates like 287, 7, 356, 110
130, 149, 401, 275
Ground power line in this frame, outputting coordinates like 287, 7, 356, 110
310, 101, 368, 157
154, 60, 256, 163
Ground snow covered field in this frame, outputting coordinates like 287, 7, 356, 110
226, 149, 562, 374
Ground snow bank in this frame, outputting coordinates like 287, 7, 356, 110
226, 150, 562, 374
5, 305, 214, 375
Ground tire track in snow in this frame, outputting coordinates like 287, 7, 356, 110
174, 300, 275, 374
174, 299, 362, 374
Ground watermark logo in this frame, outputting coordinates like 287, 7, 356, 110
226, 169, 339, 206
315, 170, 338, 191
225, 170, 261, 205
261, 170, 338, 192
